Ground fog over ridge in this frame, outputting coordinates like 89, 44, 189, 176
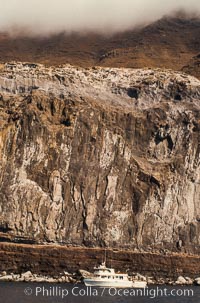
0, 0, 200, 35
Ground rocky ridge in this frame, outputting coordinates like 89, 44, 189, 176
0, 62, 200, 256
0, 16, 200, 79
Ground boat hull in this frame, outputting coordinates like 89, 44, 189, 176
132, 281, 147, 288
84, 278, 136, 288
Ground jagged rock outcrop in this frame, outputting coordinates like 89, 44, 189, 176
0, 62, 200, 253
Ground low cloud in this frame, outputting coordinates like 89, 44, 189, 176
0, 0, 200, 35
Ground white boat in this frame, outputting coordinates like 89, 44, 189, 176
83, 262, 147, 288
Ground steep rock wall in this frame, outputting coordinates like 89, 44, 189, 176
0, 63, 200, 253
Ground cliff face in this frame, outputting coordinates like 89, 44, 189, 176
0, 62, 200, 254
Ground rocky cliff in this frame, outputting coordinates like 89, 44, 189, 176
0, 62, 200, 255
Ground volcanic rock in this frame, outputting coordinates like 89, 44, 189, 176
0, 62, 200, 255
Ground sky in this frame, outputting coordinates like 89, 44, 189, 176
0, 0, 200, 35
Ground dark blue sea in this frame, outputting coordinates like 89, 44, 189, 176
0, 283, 200, 303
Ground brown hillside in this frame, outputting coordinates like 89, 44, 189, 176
182, 53, 200, 79
0, 16, 200, 78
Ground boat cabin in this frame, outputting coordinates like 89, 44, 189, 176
93, 262, 129, 281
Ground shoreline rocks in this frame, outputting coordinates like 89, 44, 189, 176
175, 276, 194, 285
0, 270, 77, 283
0, 270, 199, 286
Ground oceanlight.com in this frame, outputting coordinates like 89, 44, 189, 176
24, 286, 194, 299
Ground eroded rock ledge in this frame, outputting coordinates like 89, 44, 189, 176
0, 62, 200, 255
1, 243, 200, 283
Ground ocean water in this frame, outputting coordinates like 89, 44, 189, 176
0, 283, 200, 303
